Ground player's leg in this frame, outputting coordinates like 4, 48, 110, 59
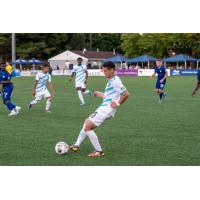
28, 93, 42, 110
76, 87, 85, 105
158, 83, 166, 102
44, 90, 52, 113
192, 81, 200, 96
3, 88, 19, 116
82, 83, 92, 96
84, 119, 104, 157
70, 110, 107, 157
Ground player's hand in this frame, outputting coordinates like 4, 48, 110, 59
192, 91, 196, 97
150, 76, 153, 80
110, 101, 118, 109
84, 80, 87, 84
160, 79, 164, 83
32, 91, 36, 96
93, 91, 101, 97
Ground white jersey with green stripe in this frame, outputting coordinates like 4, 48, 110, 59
98, 75, 127, 116
73, 64, 87, 85
35, 71, 51, 93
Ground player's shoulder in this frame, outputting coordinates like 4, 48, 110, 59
160, 66, 166, 70
112, 75, 123, 85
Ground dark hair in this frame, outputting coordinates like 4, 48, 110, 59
77, 57, 83, 61
103, 61, 115, 70
0, 62, 6, 67
156, 59, 161, 62
42, 63, 50, 68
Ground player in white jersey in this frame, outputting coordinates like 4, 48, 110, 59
28, 64, 55, 113
69, 57, 91, 105
69, 61, 130, 157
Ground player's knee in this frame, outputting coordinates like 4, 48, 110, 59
84, 119, 92, 131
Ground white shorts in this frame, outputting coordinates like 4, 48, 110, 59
88, 107, 115, 127
75, 81, 86, 89
35, 89, 51, 101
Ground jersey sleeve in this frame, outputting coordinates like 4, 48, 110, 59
83, 65, 87, 71
113, 78, 127, 96
35, 72, 40, 81
5, 72, 11, 81
162, 67, 167, 73
48, 74, 52, 83
72, 65, 77, 73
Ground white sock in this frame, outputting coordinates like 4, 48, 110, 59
46, 99, 51, 111
86, 130, 102, 152
78, 90, 85, 104
30, 99, 39, 105
83, 90, 91, 95
74, 126, 87, 147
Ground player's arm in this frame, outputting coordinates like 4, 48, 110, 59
69, 72, 76, 82
150, 72, 156, 79
111, 90, 130, 108
160, 71, 168, 83
192, 81, 200, 96
85, 70, 88, 84
93, 91, 104, 98
48, 82, 55, 97
0, 80, 12, 84
32, 80, 38, 96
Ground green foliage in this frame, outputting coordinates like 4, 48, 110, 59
121, 33, 200, 58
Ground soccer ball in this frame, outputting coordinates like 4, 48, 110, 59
55, 142, 69, 155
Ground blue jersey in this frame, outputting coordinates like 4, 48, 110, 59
197, 70, 200, 81
0, 70, 13, 89
155, 66, 167, 82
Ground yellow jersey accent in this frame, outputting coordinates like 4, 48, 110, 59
6, 64, 13, 74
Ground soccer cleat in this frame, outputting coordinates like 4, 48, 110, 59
28, 103, 32, 110
15, 106, 22, 112
8, 109, 19, 116
80, 103, 85, 106
69, 145, 79, 152
88, 151, 105, 158
45, 110, 52, 113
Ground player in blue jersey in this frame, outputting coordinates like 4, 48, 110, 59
151, 59, 168, 103
0, 63, 21, 116
69, 57, 91, 105
192, 69, 200, 96
69, 61, 130, 157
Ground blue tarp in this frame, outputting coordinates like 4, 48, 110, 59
128, 55, 158, 63
12, 59, 27, 65
28, 58, 43, 65
162, 54, 197, 62
104, 55, 127, 63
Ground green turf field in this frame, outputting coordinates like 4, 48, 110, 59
0, 75, 200, 165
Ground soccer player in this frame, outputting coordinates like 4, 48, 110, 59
69, 61, 130, 157
151, 59, 168, 103
0, 63, 21, 116
69, 57, 91, 105
28, 64, 55, 113
191, 69, 200, 96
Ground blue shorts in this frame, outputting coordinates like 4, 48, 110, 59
2, 87, 13, 101
155, 81, 166, 90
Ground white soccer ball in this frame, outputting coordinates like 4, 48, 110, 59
55, 142, 69, 155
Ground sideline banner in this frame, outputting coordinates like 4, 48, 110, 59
170, 69, 198, 76
116, 70, 138, 76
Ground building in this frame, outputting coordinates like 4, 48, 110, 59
48, 49, 120, 70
